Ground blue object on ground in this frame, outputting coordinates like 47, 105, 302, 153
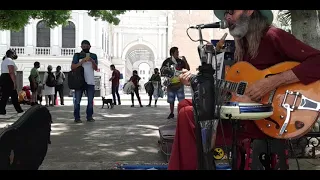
118, 164, 231, 170
216, 164, 232, 170
119, 165, 168, 170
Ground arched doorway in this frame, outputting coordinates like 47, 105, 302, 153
124, 44, 155, 81
138, 62, 151, 86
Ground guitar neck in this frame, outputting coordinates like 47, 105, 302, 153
216, 79, 239, 93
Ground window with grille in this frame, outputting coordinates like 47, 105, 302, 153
62, 21, 76, 48
36, 20, 51, 47
10, 28, 25, 47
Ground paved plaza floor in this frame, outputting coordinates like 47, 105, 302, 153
0, 101, 320, 170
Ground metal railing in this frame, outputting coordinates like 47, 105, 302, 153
8, 47, 76, 57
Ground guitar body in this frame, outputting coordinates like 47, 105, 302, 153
225, 61, 320, 139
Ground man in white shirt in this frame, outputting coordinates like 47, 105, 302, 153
71, 40, 98, 123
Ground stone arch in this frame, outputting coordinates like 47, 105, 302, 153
123, 42, 155, 81
121, 40, 157, 60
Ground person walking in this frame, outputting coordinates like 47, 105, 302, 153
109, 64, 121, 105
129, 70, 143, 107
0, 49, 24, 117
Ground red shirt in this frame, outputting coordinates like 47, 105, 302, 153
112, 69, 120, 86
240, 26, 320, 138
243, 26, 320, 85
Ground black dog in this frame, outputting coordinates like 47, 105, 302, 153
101, 97, 114, 109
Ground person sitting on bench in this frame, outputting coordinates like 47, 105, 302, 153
168, 10, 320, 170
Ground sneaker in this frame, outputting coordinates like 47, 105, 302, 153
87, 118, 95, 122
74, 119, 82, 123
167, 113, 174, 119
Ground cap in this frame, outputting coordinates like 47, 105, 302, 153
81, 40, 91, 45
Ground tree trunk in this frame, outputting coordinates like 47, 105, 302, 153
290, 10, 320, 49
290, 10, 320, 158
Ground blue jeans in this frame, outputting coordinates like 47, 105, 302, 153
74, 84, 95, 120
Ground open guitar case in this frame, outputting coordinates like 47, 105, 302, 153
0, 105, 52, 170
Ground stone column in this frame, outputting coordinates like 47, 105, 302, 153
157, 31, 161, 60
0, 31, 7, 54
78, 13, 84, 51
51, 27, 59, 56
96, 19, 102, 58
113, 31, 117, 58
108, 26, 112, 56
118, 31, 122, 58
166, 10, 174, 56
90, 18, 96, 49
162, 33, 166, 59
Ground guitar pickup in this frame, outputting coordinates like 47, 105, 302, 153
236, 82, 247, 95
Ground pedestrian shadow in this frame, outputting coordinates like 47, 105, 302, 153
75, 124, 163, 162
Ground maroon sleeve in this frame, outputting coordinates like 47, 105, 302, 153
269, 28, 320, 85
116, 70, 120, 79
112, 71, 115, 77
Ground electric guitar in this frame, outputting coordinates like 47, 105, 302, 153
224, 61, 320, 139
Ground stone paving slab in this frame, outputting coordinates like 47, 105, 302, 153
0, 104, 320, 170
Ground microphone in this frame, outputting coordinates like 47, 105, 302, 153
190, 20, 229, 29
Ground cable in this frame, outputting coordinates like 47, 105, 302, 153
186, 27, 210, 44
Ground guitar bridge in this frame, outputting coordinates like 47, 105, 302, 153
279, 90, 320, 136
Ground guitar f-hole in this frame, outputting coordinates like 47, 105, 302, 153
265, 117, 280, 129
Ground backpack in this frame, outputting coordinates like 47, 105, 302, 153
68, 53, 86, 90
45, 72, 56, 87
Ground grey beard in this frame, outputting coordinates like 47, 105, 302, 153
229, 14, 250, 39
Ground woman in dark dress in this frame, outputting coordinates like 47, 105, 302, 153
129, 70, 143, 107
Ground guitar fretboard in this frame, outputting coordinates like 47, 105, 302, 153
216, 79, 238, 92
216, 79, 246, 95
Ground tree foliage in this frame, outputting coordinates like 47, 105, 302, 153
277, 10, 291, 27
0, 10, 127, 31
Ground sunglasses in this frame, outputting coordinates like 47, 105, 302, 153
224, 10, 234, 16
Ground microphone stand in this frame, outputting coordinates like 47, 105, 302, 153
189, 26, 219, 170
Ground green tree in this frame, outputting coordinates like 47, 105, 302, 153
0, 10, 127, 31
277, 10, 320, 49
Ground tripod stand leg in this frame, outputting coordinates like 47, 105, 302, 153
231, 120, 239, 170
